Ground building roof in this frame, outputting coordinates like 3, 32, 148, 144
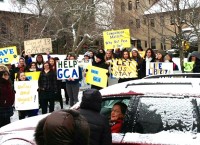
144, 0, 200, 15
0, 0, 41, 15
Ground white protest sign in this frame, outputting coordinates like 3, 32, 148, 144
14, 80, 39, 110
57, 60, 79, 79
146, 62, 173, 76
24, 38, 52, 55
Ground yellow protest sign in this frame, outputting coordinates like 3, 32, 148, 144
184, 62, 194, 72
138, 51, 145, 58
111, 59, 137, 78
24, 38, 52, 55
85, 65, 108, 88
0, 46, 18, 64
103, 29, 131, 50
15, 72, 40, 81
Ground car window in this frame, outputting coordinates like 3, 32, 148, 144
123, 96, 200, 134
100, 97, 130, 119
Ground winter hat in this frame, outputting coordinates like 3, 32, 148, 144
157, 50, 166, 57
80, 89, 102, 112
131, 47, 138, 52
95, 53, 105, 61
0, 64, 9, 74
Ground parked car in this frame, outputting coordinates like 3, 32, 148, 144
1, 75, 200, 145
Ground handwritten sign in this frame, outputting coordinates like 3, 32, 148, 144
111, 59, 137, 78
57, 60, 79, 79
14, 80, 39, 110
103, 29, 131, 50
184, 62, 194, 72
146, 62, 173, 76
0, 46, 18, 64
24, 38, 52, 55
86, 65, 108, 88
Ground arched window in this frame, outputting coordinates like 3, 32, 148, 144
121, 2, 125, 12
151, 38, 156, 49
128, 1, 132, 10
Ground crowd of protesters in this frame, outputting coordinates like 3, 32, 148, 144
1, 46, 200, 129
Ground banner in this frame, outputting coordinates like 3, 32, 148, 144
24, 38, 52, 55
85, 65, 108, 88
103, 29, 131, 50
146, 62, 173, 76
15, 72, 40, 81
14, 80, 39, 110
184, 62, 194, 72
111, 59, 137, 78
57, 60, 79, 79
0, 46, 18, 64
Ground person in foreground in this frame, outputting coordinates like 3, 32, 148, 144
34, 109, 90, 145
110, 102, 127, 133
79, 89, 112, 145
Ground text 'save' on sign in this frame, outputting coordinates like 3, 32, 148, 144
85, 65, 108, 88
103, 29, 131, 50
0, 46, 18, 64
56, 60, 79, 79
111, 59, 138, 78
24, 38, 52, 55
146, 62, 173, 76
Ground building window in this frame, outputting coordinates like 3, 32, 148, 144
121, 2, 125, 12
170, 16, 175, 25
160, 16, 165, 26
128, 1, 132, 10
145, 41, 147, 48
24, 22, 30, 38
137, 40, 141, 48
150, 18, 155, 27
143, 18, 147, 25
17, 0, 26, 5
161, 37, 166, 50
151, 38, 156, 49
136, 19, 140, 28
135, 0, 139, 9
129, 19, 134, 26
0, 22, 7, 34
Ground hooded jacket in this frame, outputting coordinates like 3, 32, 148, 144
79, 89, 112, 145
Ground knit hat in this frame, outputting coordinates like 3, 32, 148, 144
95, 53, 104, 61
0, 64, 9, 74
131, 47, 138, 52
157, 50, 166, 57
80, 89, 102, 112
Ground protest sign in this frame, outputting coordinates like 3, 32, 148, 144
111, 59, 137, 78
0, 46, 18, 64
57, 60, 79, 79
103, 29, 131, 50
15, 72, 40, 81
14, 80, 39, 110
146, 62, 173, 76
184, 62, 194, 72
85, 65, 108, 88
24, 38, 52, 55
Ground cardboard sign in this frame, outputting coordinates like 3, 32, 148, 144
14, 80, 39, 110
15, 72, 40, 81
24, 38, 52, 55
146, 62, 173, 76
103, 29, 131, 50
111, 59, 138, 78
57, 60, 79, 79
85, 65, 108, 88
0, 46, 18, 64
184, 62, 194, 72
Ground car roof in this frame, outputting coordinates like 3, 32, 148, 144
100, 77, 200, 97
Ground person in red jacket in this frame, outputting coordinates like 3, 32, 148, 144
110, 102, 127, 133
0, 64, 15, 127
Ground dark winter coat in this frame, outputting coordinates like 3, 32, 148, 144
189, 51, 200, 73
34, 109, 90, 145
79, 89, 112, 145
140, 57, 156, 78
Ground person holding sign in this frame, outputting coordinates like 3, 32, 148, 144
165, 53, 179, 71
38, 62, 57, 114
141, 48, 156, 78
15, 72, 38, 119
66, 54, 82, 107
188, 51, 200, 73
156, 50, 166, 62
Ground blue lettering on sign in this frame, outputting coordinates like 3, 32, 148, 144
72, 69, 78, 78
91, 69, 98, 74
93, 76, 101, 82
